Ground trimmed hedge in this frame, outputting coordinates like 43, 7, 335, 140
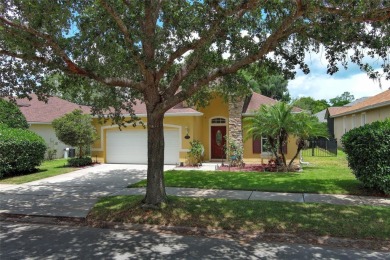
0, 124, 46, 178
341, 119, 390, 195
67, 157, 93, 167
0, 99, 29, 129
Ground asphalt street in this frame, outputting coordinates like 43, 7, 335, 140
1, 222, 389, 260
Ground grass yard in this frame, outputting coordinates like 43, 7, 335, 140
0, 159, 79, 184
130, 150, 369, 195
88, 195, 390, 240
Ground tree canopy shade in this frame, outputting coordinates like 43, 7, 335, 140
1, 1, 389, 206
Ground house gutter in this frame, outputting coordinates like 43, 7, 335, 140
330, 101, 390, 118
91, 112, 203, 118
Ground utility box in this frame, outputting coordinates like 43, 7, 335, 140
69, 148, 76, 158
64, 148, 69, 159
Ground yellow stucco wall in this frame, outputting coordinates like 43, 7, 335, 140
333, 105, 390, 147
91, 94, 299, 164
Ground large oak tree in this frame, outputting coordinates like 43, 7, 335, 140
1, 0, 389, 207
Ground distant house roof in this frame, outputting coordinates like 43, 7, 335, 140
15, 94, 203, 123
314, 109, 327, 122
243, 92, 302, 115
345, 96, 369, 106
330, 90, 390, 118
16, 94, 91, 123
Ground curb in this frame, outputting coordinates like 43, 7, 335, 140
2, 213, 387, 252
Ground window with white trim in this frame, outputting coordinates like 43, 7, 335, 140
211, 118, 226, 124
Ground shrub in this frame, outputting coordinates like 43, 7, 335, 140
0, 124, 46, 178
187, 140, 204, 166
0, 99, 29, 129
67, 157, 93, 167
342, 119, 390, 195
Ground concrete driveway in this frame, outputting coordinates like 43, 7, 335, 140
0, 164, 175, 218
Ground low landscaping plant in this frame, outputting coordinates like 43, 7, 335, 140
342, 119, 390, 195
0, 124, 46, 178
224, 136, 244, 167
67, 157, 93, 167
187, 140, 204, 166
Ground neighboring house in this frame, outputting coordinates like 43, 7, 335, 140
16, 95, 91, 159
91, 92, 301, 165
317, 97, 369, 137
314, 109, 327, 123
326, 90, 390, 146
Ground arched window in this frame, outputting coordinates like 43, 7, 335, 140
211, 118, 226, 124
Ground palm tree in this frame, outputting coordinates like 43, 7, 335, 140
288, 113, 329, 169
244, 102, 296, 170
244, 102, 328, 171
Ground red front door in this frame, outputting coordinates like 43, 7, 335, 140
211, 126, 226, 159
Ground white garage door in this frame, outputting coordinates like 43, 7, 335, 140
106, 129, 180, 164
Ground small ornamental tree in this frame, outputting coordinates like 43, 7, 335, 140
342, 119, 390, 195
52, 110, 97, 158
0, 99, 29, 129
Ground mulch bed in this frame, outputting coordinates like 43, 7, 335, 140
217, 164, 271, 172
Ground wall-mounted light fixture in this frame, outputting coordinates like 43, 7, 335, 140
184, 127, 190, 139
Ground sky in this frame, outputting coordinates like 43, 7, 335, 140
287, 50, 388, 101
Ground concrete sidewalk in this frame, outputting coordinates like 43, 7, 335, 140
116, 187, 390, 207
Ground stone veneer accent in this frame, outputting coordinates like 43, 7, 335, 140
228, 97, 244, 147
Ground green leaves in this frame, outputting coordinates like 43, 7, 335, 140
244, 102, 328, 169
0, 124, 46, 177
342, 119, 390, 194
52, 109, 97, 158
0, 99, 29, 129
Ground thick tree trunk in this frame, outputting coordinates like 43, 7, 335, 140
142, 109, 167, 207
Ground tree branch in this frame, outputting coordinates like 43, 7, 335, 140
0, 16, 144, 91
0, 15, 89, 76
315, 5, 390, 22
156, 0, 262, 84
0, 49, 51, 65
162, 1, 305, 110
142, 0, 161, 72
99, 0, 149, 83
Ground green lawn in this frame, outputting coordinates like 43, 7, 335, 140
130, 150, 367, 195
0, 159, 79, 184
88, 195, 390, 240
